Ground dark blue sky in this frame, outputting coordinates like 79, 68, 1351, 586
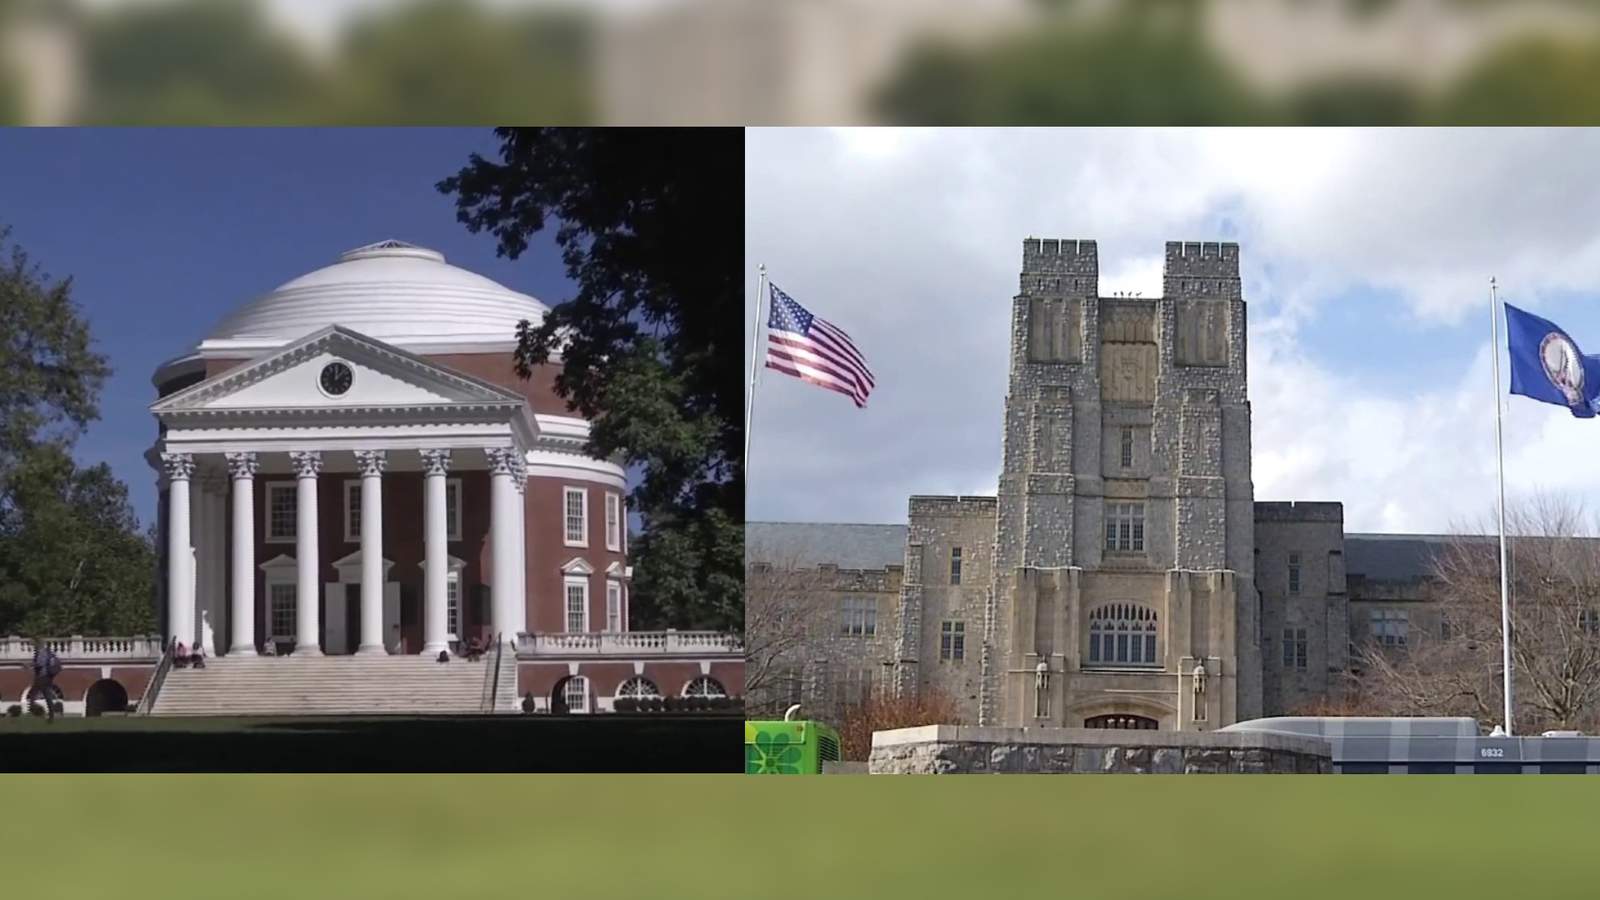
0, 128, 574, 527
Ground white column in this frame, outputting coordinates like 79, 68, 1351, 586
511, 455, 528, 642
487, 448, 523, 647
226, 452, 258, 655
161, 452, 195, 648
355, 450, 387, 655
420, 449, 451, 655
289, 450, 322, 656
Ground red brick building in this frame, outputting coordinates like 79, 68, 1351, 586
0, 241, 741, 716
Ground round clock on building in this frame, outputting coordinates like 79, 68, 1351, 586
319, 361, 354, 396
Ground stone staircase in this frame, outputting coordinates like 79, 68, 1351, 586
150, 653, 502, 716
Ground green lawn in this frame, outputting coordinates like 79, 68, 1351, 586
0, 775, 1592, 899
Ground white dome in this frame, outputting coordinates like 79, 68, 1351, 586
199, 240, 549, 352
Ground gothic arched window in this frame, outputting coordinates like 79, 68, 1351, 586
1087, 603, 1159, 667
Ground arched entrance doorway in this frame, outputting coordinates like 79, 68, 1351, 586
1084, 714, 1159, 730
84, 679, 130, 716
549, 675, 590, 715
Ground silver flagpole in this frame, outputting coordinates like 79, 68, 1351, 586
1489, 276, 1514, 735
745, 265, 767, 479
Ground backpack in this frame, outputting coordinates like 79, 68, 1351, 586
44, 650, 62, 678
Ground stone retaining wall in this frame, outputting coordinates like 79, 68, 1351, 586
870, 725, 1332, 774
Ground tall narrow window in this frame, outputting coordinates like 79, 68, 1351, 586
564, 577, 588, 632
266, 483, 297, 542
1282, 628, 1307, 669
950, 546, 962, 585
269, 583, 296, 639
564, 487, 588, 546
1120, 426, 1134, 468
1288, 553, 1301, 594
445, 479, 462, 541
605, 493, 622, 551
344, 481, 363, 542
940, 621, 965, 662
606, 580, 622, 632
1104, 503, 1145, 552
446, 571, 461, 640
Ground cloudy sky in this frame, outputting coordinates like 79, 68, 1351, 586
745, 127, 1600, 534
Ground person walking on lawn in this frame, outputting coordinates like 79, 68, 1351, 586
30, 639, 62, 722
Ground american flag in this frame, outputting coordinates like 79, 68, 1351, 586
764, 283, 875, 408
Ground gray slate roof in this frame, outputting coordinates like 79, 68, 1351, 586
1343, 533, 1456, 582
746, 522, 908, 570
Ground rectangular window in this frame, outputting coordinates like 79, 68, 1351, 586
1120, 426, 1134, 468
269, 583, 296, 638
1282, 628, 1307, 670
940, 621, 965, 662
446, 571, 460, 640
1104, 503, 1145, 552
564, 487, 588, 547
950, 546, 962, 585
605, 493, 622, 552
835, 669, 871, 707
266, 483, 296, 542
565, 578, 588, 633
606, 580, 622, 632
840, 596, 877, 637
1288, 553, 1301, 594
1371, 609, 1409, 647
344, 481, 362, 542
445, 479, 462, 542
1581, 609, 1600, 635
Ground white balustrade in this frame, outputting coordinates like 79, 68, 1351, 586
516, 631, 743, 657
0, 635, 165, 662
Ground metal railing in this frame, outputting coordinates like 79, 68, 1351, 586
480, 632, 504, 713
135, 638, 176, 715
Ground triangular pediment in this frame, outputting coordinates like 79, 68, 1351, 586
152, 326, 525, 414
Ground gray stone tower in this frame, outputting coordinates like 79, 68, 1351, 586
984, 239, 1260, 730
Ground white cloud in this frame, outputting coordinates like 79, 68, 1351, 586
746, 127, 1600, 533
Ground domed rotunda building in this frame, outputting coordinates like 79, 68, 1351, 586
140, 241, 743, 715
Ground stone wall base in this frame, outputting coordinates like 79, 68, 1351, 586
869, 725, 1332, 774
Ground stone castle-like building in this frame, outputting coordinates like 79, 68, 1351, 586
749, 239, 1445, 731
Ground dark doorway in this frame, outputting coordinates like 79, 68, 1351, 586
85, 679, 129, 716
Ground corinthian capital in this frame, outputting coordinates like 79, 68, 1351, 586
485, 447, 519, 476
160, 452, 195, 481
420, 448, 452, 476
225, 451, 259, 480
354, 450, 388, 477
288, 450, 323, 478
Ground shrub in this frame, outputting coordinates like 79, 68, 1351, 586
837, 690, 961, 761
5, 704, 19, 717
614, 697, 638, 713
520, 693, 536, 714
27, 704, 43, 717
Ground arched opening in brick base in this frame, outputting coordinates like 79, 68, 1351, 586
85, 679, 130, 717
550, 675, 590, 715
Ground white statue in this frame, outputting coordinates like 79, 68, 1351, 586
1192, 661, 1208, 722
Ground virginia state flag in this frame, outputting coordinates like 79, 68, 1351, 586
1505, 302, 1600, 418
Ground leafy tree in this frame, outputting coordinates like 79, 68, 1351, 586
0, 445, 155, 635
439, 128, 741, 632
876, 9, 1270, 125
332, 0, 592, 124
0, 225, 153, 634
0, 225, 108, 467
81, 0, 322, 124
